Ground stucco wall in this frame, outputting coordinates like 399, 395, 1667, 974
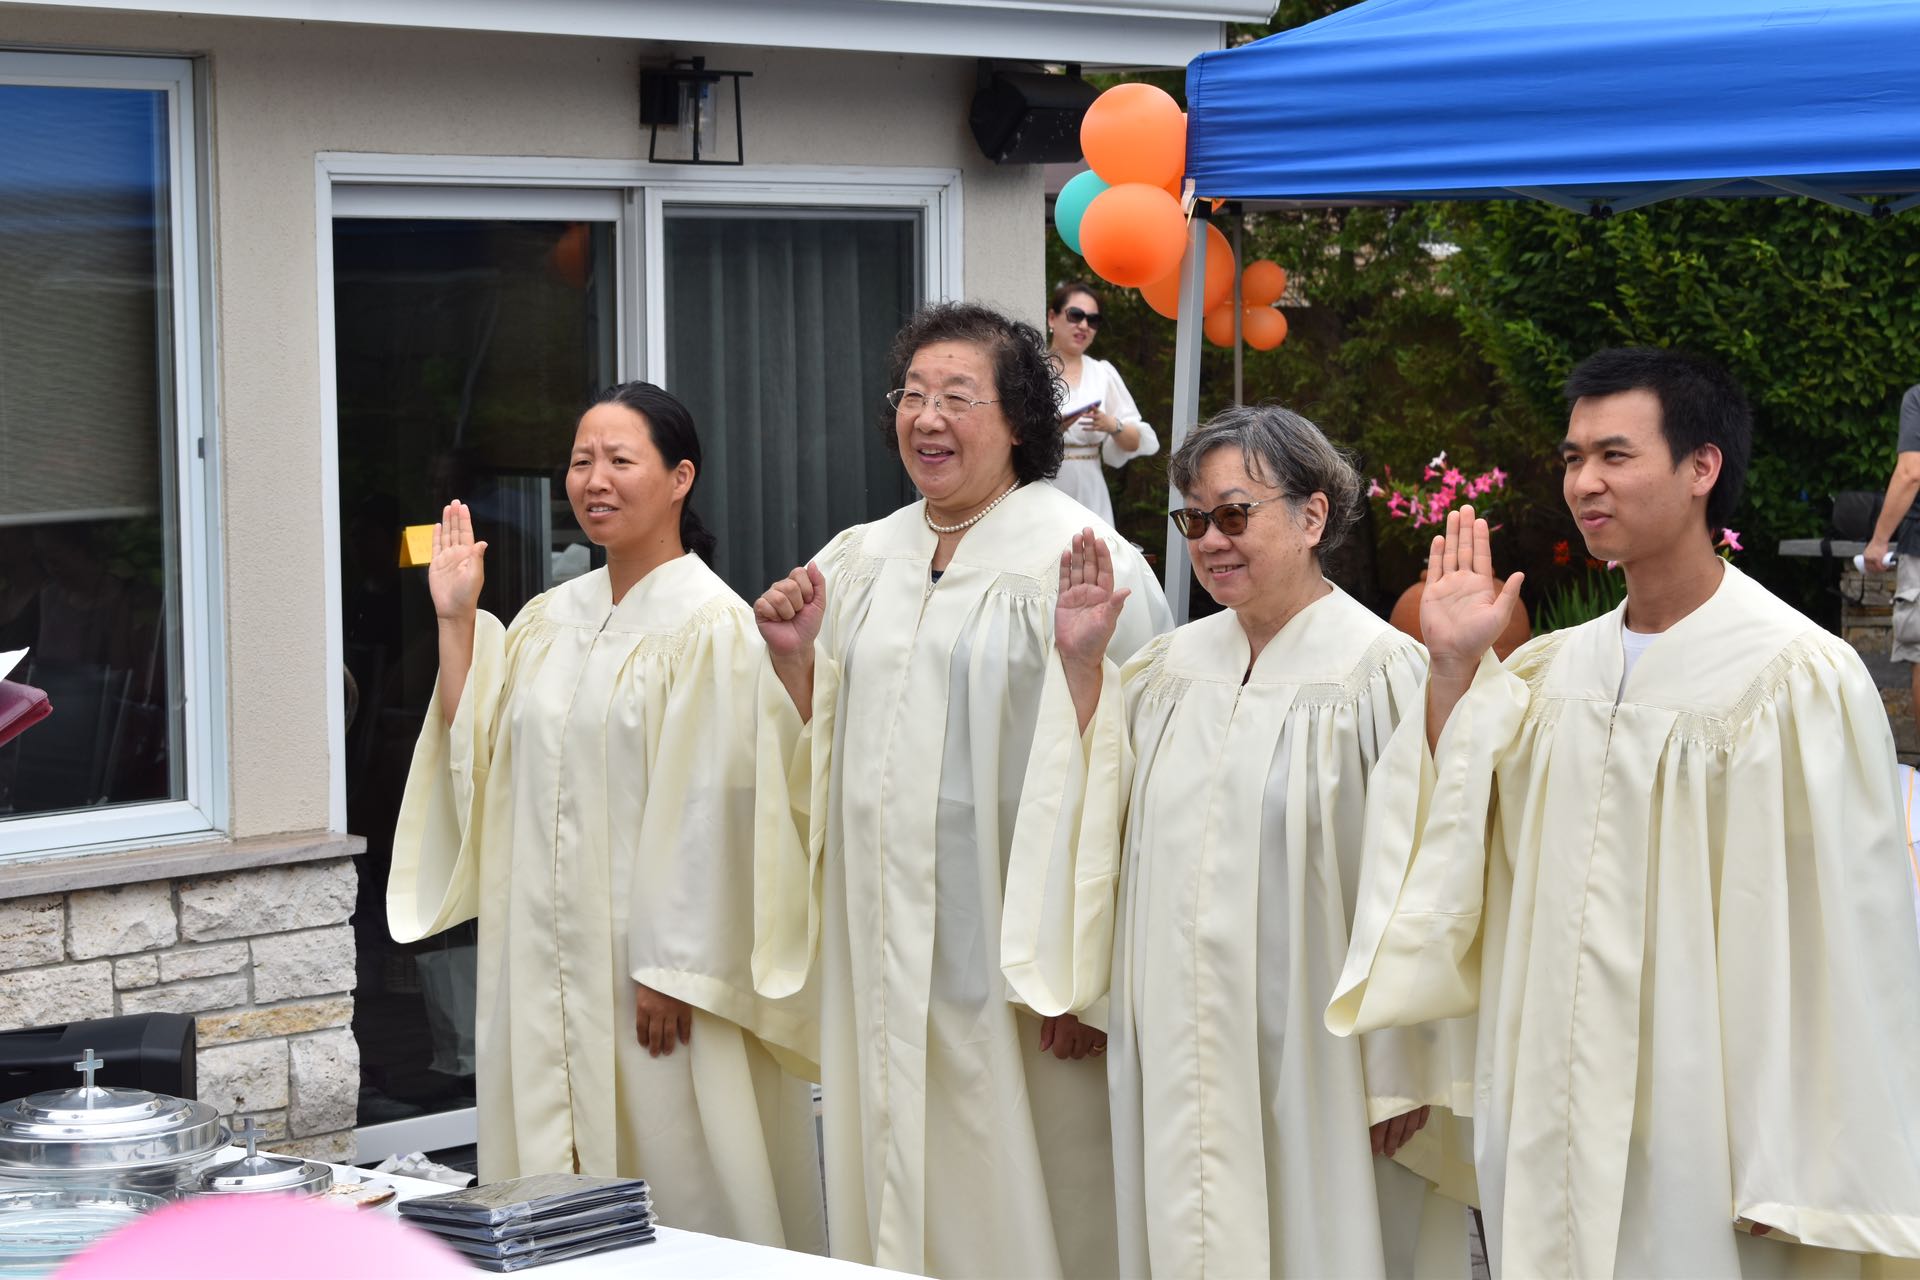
2, 7, 1043, 841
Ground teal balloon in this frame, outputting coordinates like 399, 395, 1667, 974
1053, 170, 1109, 256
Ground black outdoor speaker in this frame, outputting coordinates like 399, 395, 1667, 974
969, 68, 1097, 165
0, 1013, 197, 1102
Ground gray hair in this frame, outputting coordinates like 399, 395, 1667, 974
1168, 404, 1363, 558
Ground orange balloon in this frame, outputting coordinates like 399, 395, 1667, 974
549, 223, 591, 289
1081, 83, 1187, 190
1242, 305, 1288, 350
1241, 259, 1288, 307
1138, 223, 1236, 320
1203, 302, 1239, 347
1079, 184, 1188, 289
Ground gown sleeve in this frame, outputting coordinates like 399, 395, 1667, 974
1338, 641, 1479, 1125
1095, 362, 1158, 469
751, 530, 858, 1002
387, 601, 535, 943
1713, 637, 1920, 1257
630, 603, 818, 1074
1000, 636, 1163, 1024
1327, 636, 1556, 1037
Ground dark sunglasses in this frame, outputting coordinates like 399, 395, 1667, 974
1168, 500, 1272, 539
1061, 305, 1103, 330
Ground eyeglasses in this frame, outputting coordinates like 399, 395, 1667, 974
1168, 500, 1274, 539
1060, 305, 1102, 330
886, 388, 999, 418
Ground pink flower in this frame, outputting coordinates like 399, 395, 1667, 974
1488, 467, 1508, 487
1367, 478, 1384, 498
1423, 465, 1437, 481
1442, 467, 1465, 487
1387, 492, 1408, 517
1717, 528, 1743, 552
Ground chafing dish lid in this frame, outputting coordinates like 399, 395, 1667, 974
195, 1120, 332, 1195
0, 1049, 226, 1171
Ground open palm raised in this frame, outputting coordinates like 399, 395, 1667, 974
1419, 504, 1524, 672
428, 499, 488, 622
1055, 529, 1131, 669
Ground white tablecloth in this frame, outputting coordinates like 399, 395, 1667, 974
314, 1159, 903, 1278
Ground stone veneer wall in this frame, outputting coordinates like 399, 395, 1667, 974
1838, 565, 1920, 763
0, 857, 360, 1161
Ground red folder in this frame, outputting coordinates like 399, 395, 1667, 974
0, 680, 51, 748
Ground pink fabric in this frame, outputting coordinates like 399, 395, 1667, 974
56, 1194, 467, 1280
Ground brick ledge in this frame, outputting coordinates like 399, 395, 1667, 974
0, 832, 365, 902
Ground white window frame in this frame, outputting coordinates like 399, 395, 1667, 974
315, 152, 961, 834
0, 51, 226, 861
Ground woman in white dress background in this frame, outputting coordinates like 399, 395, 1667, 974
1045, 280, 1158, 525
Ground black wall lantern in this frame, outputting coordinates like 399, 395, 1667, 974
640, 56, 752, 165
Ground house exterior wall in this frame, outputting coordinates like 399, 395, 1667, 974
5, 5, 1042, 843
0, 6, 1045, 1152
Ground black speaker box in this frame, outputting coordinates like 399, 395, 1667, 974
0, 1012, 197, 1102
969, 70, 1097, 166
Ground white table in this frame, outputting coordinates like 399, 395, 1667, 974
313, 1159, 906, 1278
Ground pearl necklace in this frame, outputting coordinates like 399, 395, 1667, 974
924, 482, 1020, 535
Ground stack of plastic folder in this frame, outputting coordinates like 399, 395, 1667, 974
396, 1173, 655, 1272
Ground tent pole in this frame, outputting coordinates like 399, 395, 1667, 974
1231, 209, 1244, 405
1164, 211, 1209, 625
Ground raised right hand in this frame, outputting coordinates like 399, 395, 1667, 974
1419, 504, 1524, 674
427, 500, 488, 621
755, 562, 827, 664
1055, 529, 1129, 670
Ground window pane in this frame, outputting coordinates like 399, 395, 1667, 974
663, 208, 919, 598
0, 83, 185, 817
332, 216, 615, 1124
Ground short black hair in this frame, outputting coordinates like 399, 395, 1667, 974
1563, 347, 1752, 531
881, 302, 1066, 485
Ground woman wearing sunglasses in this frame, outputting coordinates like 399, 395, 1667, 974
1003, 404, 1473, 1278
752, 302, 1172, 1279
1044, 280, 1158, 525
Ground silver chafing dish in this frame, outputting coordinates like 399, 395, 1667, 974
0, 1049, 227, 1198
193, 1118, 331, 1198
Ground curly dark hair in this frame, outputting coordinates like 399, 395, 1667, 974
879, 302, 1067, 485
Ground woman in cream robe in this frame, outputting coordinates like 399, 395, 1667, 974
1004, 405, 1471, 1278
752, 303, 1172, 1278
389, 382, 823, 1250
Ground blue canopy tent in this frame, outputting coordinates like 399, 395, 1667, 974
1158, 0, 1920, 616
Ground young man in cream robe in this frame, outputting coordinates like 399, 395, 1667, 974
390, 386, 823, 1251
1003, 405, 1473, 1278
1330, 348, 1920, 1277
752, 304, 1173, 1279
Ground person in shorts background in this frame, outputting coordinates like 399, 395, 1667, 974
1863, 382, 1920, 716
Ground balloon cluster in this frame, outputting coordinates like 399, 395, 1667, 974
1054, 83, 1289, 351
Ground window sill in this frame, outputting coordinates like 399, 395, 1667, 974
0, 831, 365, 901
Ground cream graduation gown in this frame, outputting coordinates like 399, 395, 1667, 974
1004, 589, 1473, 1278
389, 555, 824, 1251
1331, 562, 1920, 1276
753, 482, 1173, 1278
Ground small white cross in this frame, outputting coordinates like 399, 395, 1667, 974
230, 1116, 265, 1160
71, 1049, 104, 1094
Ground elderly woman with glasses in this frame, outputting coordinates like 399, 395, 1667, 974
752, 302, 1172, 1279
1003, 404, 1473, 1278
